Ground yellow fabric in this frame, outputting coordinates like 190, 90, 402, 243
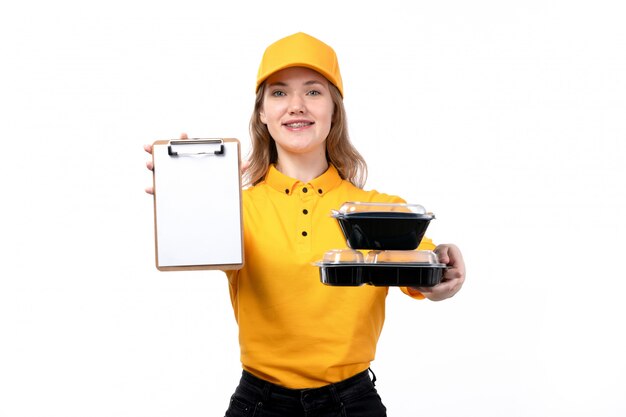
256, 32, 344, 96
226, 164, 435, 388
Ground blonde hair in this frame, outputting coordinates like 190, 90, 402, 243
244, 83, 368, 188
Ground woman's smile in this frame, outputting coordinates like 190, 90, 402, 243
283, 119, 315, 130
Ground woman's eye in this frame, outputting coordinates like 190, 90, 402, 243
307, 90, 321, 96
271, 90, 286, 97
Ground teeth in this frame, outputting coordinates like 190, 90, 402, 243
286, 122, 310, 128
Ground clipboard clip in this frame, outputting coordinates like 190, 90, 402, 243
168, 139, 225, 156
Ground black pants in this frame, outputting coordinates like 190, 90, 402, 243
224, 369, 387, 417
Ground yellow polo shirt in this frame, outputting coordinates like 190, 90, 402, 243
225, 164, 435, 388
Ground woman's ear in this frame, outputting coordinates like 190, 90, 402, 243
259, 110, 267, 125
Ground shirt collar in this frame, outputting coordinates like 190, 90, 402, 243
264, 164, 343, 196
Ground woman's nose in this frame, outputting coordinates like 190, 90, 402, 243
288, 95, 305, 114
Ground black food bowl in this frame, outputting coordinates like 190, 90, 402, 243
332, 203, 434, 250
315, 249, 446, 287
319, 263, 444, 287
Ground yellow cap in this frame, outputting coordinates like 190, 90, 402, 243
256, 32, 343, 97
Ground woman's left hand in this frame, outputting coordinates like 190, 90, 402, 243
411, 244, 465, 301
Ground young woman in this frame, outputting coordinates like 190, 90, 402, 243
145, 32, 465, 417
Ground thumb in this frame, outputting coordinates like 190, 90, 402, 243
435, 245, 450, 264
241, 159, 251, 175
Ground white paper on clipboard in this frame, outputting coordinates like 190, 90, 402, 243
152, 138, 244, 271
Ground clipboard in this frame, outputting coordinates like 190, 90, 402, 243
152, 138, 244, 271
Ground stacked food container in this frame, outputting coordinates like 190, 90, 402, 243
315, 202, 446, 287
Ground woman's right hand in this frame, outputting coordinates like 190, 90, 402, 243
144, 132, 188, 194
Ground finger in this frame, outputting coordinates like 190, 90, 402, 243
416, 279, 459, 301
146, 160, 154, 171
443, 267, 463, 281
145, 186, 154, 195
413, 286, 433, 294
435, 245, 450, 264
180, 132, 188, 140
144, 144, 153, 154
434, 279, 456, 292
446, 244, 463, 265
440, 278, 463, 296
241, 159, 251, 174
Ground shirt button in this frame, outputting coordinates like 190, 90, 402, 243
303, 209, 308, 215
302, 187, 308, 193
285, 189, 289, 194
318, 189, 323, 194
302, 231, 308, 237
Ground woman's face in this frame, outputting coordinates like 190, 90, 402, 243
260, 66, 334, 160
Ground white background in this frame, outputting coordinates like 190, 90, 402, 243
1, 1, 625, 416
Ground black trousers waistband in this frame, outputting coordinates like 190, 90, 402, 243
239, 368, 376, 407
228, 368, 386, 415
